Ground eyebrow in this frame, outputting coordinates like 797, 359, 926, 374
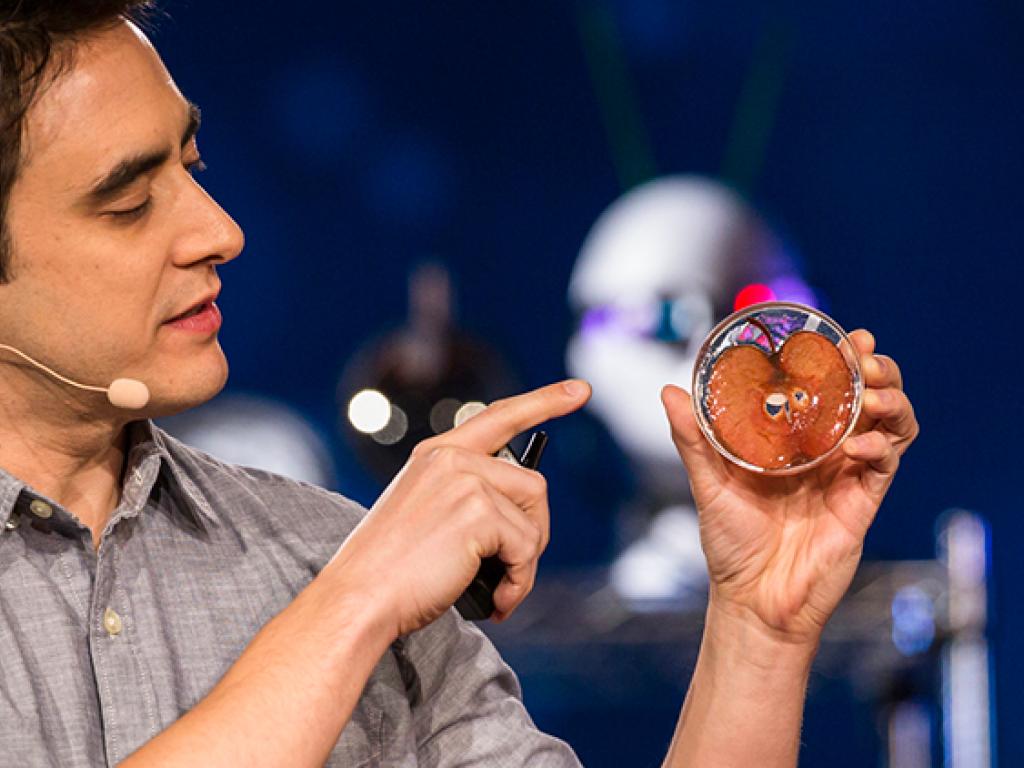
84, 101, 202, 206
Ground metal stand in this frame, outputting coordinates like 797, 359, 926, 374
482, 511, 995, 767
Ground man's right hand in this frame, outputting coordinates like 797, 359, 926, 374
122, 379, 590, 768
324, 379, 591, 639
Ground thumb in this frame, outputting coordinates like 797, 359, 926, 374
661, 384, 727, 494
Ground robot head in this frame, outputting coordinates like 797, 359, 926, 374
567, 175, 814, 494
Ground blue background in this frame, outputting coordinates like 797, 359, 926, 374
152, 2, 1023, 764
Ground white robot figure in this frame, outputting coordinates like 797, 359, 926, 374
566, 175, 815, 605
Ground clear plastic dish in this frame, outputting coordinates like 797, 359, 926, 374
691, 301, 863, 475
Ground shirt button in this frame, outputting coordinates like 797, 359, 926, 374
29, 500, 53, 519
103, 608, 123, 637
4, 513, 19, 530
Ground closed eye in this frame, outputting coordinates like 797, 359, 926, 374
108, 198, 152, 221
106, 158, 206, 223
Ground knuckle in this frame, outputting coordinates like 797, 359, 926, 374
455, 472, 487, 499
876, 388, 902, 413
886, 450, 901, 472
879, 391, 910, 419
495, 590, 519, 616
429, 444, 462, 470
527, 469, 548, 498
460, 493, 492, 525
865, 390, 886, 412
529, 523, 544, 553
521, 572, 537, 597
506, 567, 533, 594
879, 355, 902, 381
510, 536, 532, 564
411, 437, 439, 460
895, 392, 913, 415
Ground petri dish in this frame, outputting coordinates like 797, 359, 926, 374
691, 301, 863, 475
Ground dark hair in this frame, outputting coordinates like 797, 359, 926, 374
0, 0, 154, 281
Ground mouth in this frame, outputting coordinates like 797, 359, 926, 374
169, 303, 209, 321
165, 292, 220, 324
163, 292, 223, 334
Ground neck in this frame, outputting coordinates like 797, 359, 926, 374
0, 370, 131, 547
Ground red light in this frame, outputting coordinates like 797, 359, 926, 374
733, 283, 776, 311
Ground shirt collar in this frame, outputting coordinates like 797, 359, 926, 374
135, 420, 218, 531
0, 420, 214, 536
0, 465, 24, 531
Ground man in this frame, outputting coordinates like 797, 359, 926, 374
0, 2, 918, 766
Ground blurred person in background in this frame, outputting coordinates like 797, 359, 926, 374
0, 2, 917, 767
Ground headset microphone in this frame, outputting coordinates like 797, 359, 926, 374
0, 344, 150, 409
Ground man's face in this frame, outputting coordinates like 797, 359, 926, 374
0, 21, 244, 419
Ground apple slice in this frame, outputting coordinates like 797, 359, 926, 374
706, 325, 856, 470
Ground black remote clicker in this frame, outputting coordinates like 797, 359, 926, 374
455, 431, 548, 621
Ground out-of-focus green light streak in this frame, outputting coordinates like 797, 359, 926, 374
722, 21, 793, 195
576, 3, 658, 190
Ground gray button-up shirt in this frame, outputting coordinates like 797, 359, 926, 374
0, 422, 581, 767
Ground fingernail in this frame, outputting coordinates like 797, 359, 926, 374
563, 379, 587, 397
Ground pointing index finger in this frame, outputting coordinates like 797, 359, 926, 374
445, 380, 590, 455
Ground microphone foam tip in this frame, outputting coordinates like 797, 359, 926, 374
108, 378, 150, 410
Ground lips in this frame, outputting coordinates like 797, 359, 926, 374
164, 302, 222, 334
172, 303, 208, 321
165, 291, 219, 324
161, 289, 224, 335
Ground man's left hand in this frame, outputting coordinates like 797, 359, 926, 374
662, 329, 919, 645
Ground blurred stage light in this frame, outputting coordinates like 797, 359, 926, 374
371, 405, 409, 446
429, 398, 463, 434
733, 282, 776, 311
348, 389, 392, 434
454, 401, 487, 429
888, 701, 932, 768
940, 511, 994, 768
891, 585, 936, 657
768, 275, 818, 307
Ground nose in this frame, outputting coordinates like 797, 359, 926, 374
171, 177, 245, 268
